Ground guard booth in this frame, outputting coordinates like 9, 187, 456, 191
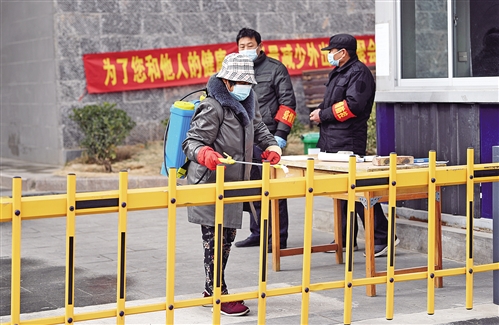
374, 0, 499, 219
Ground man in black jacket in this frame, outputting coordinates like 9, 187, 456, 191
235, 28, 297, 252
310, 33, 398, 257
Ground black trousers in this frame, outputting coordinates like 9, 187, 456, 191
248, 197, 289, 246
243, 145, 288, 246
340, 200, 388, 246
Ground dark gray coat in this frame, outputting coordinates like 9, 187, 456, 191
182, 75, 278, 228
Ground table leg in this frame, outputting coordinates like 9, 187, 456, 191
271, 169, 281, 271
333, 198, 343, 264
435, 187, 443, 288
271, 198, 281, 271
365, 192, 377, 297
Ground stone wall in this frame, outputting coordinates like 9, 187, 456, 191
2, 0, 375, 164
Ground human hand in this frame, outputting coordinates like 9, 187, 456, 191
261, 150, 281, 164
274, 136, 287, 148
197, 146, 224, 170
309, 109, 321, 123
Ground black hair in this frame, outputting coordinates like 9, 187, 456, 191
228, 80, 236, 87
236, 28, 262, 45
346, 49, 356, 57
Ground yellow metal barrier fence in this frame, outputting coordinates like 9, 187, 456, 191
1, 148, 498, 324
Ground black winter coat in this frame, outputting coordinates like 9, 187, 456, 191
317, 54, 375, 155
253, 52, 296, 140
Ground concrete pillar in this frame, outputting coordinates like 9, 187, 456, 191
493, 145, 499, 305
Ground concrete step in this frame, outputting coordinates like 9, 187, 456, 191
312, 204, 493, 265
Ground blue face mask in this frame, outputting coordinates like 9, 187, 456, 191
239, 48, 258, 61
328, 50, 343, 67
229, 84, 252, 101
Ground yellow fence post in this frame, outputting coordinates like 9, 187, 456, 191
385, 153, 397, 320
166, 168, 177, 325
300, 158, 315, 325
65, 174, 76, 325
10, 176, 22, 324
212, 164, 226, 324
257, 161, 271, 325
466, 147, 475, 309
343, 155, 357, 325
116, 170, 128, 324
427, 150, 437, 315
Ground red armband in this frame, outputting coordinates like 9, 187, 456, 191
274, 104, 296, 127
332, 100, 356, 122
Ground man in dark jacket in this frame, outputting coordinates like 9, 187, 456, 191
310, 33, 399, 257
234, 28, 297, 252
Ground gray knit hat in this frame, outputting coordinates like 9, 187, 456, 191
216, 53, 257, 84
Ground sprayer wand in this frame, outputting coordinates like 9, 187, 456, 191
219, 152, 289, 173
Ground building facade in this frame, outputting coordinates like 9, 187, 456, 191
375, 0, 499, 219
1, 0, 375, 164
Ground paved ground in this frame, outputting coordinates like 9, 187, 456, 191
1, 195, 498, 324
0, 157, 498, 324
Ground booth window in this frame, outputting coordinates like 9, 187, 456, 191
401, 0, 499, 79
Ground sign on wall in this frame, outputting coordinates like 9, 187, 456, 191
83, 35, 375, 94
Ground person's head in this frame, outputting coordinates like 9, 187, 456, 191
321, 33, 357, 67
236, 28, 262, 61
216, 53, 257, 101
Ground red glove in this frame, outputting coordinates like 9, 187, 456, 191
261, 150, 281, 164
197, 146, 223, 170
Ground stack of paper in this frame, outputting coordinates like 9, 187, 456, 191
318, 152, 364, 163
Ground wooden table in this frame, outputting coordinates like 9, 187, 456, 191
271, 155, 444, 296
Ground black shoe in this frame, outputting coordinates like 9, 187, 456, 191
235, 236, 260, 247
268, 243, 286, 253
363, 237, 400, 257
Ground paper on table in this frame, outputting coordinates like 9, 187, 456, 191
413, 160, 449, 165
280, 155, 311, 161
318, 152, 364, 163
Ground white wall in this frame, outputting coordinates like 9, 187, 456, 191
0, 1, 60, 164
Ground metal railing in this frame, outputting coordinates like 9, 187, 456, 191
1, 148, 498, 324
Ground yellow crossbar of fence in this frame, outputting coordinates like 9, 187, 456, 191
0, 149, 498, 324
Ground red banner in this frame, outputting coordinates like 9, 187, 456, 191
83, 35, 375, 93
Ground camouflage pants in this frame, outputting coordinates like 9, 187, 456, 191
201, 225, 237, 295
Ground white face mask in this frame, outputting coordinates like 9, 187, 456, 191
239, 48, 258, 61
229, 84, 252, 101
328, 50, 343, 67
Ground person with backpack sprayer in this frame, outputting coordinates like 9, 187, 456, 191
182, 53, 281, 316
